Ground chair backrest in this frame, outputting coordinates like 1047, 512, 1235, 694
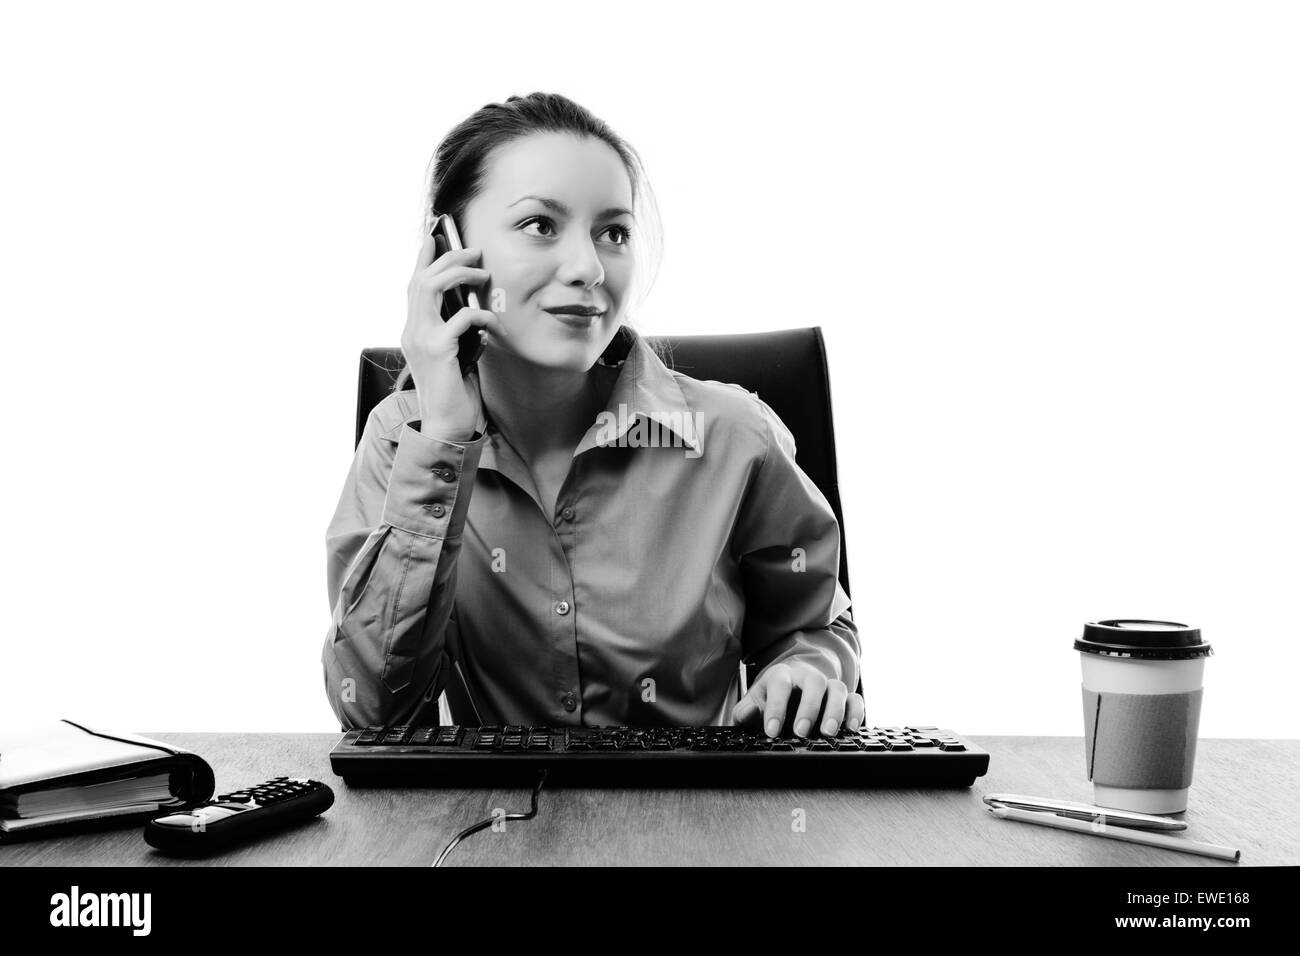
356, 327, 851, 599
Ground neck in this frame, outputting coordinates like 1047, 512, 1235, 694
477, 347, 611, 461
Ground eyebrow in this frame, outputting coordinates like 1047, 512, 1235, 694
507, 195, 634, 220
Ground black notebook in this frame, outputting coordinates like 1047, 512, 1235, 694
0, 719, 215, 843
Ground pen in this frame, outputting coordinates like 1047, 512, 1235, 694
989, 806, 1241, 863
983, 792, 1187, 831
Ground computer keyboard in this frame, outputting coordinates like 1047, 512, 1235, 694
329, 724, 990, 787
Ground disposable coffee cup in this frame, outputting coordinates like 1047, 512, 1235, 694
1075, 619, 1212, 814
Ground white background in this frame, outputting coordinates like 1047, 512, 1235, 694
2, 1, 1296, 737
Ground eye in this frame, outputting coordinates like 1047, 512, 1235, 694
520, 216, 556, 238
603, 224, 633, 246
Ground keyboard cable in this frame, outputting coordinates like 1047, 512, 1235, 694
431, 768, 549, 867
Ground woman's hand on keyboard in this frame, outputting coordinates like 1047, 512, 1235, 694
733, 662, 866, 739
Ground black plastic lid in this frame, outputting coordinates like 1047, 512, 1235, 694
1074, 619, 1212, 660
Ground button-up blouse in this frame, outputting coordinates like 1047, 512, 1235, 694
321, 326, 858, 730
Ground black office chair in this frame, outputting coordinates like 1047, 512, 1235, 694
353, 326, 855, 720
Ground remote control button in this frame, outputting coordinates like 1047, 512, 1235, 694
149, 812, 198, 828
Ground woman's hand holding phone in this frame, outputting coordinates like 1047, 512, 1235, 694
402, 231, 508, 442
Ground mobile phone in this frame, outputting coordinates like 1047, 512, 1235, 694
430, 212, 487, 375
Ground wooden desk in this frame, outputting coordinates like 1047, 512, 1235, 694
2, 735, 1295, 866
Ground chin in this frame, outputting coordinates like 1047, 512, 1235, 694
513, 336, 604, 372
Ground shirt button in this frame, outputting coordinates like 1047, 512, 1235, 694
554, 600, 570, 615
439, 467, 457, 482
560, 506, 575, 522
561, 692, 578, 712
427, 503, 446, 518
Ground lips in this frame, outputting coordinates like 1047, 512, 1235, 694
548, 311, 597, 329
543, 305, 604, 329
544, 306, 604, 317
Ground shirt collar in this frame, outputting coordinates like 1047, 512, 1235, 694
383, 325, 702, 469
569, 324, 701, 460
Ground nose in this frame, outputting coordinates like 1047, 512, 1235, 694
555, 232, 604, 291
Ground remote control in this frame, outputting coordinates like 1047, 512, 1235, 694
143, 776, 334, 855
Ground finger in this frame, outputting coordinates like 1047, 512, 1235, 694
415, 229, 439, 270
412, 264, 491, 304
792, 672, 827, 738
448, 303, 508, 340
733, 682, 766, 727
424, 261, 489, 290
414, 242, 481, 280
819, 680, 848, 737
429, 245, 482, 272
845, 693, 866, 731
442, 307, 507, 341
761, 667, 794, 738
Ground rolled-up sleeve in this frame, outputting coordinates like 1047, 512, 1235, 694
321, 404, 485, 730
734, 398, 860, 688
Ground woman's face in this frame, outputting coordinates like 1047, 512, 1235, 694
459, 132, 636, 372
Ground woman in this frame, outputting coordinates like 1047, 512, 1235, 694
322, 92, 862, 738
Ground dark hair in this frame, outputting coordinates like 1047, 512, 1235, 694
392, 92, 667, 394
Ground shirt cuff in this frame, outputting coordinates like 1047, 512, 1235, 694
381, 423, 486, 538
